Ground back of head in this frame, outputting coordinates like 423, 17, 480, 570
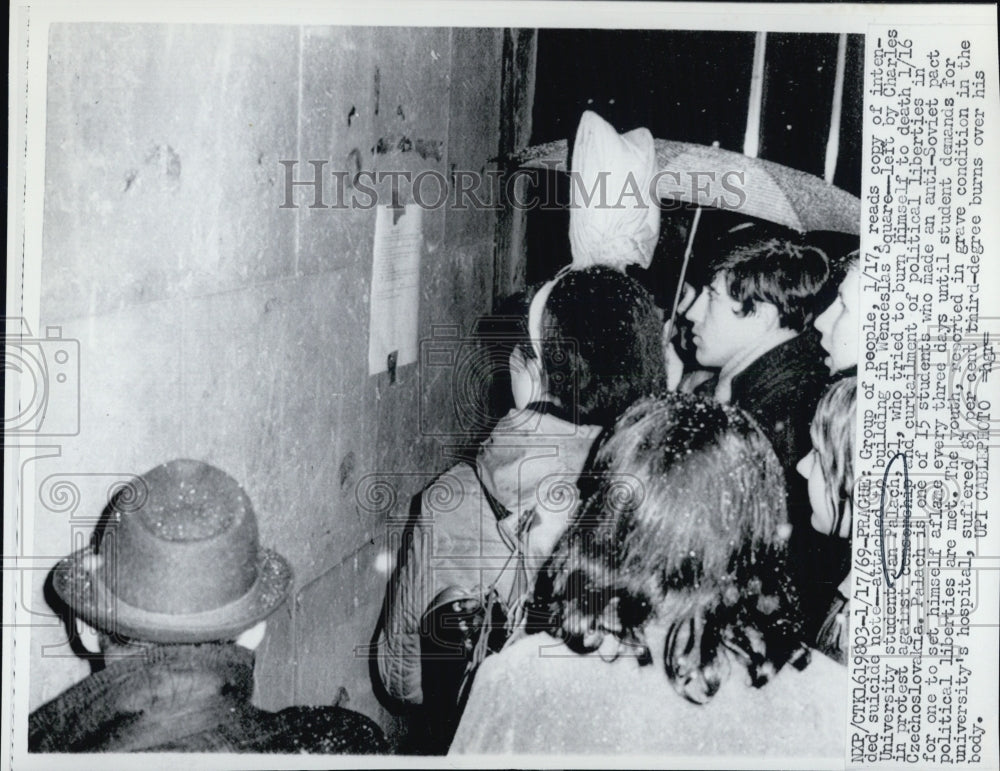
804, 232, 860, 318
533, 393, 808, 703
539, 265, 667, 426
711, 232, 829, 332
803, 231, 859, 286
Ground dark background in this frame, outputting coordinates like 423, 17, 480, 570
525, 30, 864, 288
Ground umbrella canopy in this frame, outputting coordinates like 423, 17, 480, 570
511, 138, 860, 235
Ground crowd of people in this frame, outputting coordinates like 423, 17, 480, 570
28, 232, 861, 759
377, 228, 862, 755
28, 105, 863, 757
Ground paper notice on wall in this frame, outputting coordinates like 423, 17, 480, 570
368, 204, 422, 375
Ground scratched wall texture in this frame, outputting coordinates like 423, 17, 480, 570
30, 23, 507, 744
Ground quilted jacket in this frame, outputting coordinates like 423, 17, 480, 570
374, 404, 601, 705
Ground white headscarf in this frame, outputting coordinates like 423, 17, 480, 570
568, 111, 660, 271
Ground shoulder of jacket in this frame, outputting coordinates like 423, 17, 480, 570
266, 705, 388, 753
420, 462, 482, 515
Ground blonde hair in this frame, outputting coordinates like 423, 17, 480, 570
809, 376, 857, 536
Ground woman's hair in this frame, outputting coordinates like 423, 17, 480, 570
539, 265, 667, 426
531, 392, 810, 704
810, 376, 858, 536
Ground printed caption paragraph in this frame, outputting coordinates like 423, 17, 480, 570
853, 23, 999, 767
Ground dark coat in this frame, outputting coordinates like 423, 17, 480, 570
725, 329, 849, 633
29, 643, 386, 754
728, 329, 830, 520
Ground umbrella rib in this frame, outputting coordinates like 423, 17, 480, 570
664, 206, 703, 344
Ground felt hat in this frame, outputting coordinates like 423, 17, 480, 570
51, 458, 292, 644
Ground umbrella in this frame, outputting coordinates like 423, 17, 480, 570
510, 138, 860, 236
511, 136, 860, 361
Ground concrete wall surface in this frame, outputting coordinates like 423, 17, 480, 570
28, 23, 506, 743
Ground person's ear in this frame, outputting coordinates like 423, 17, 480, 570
235, 620, 267, 651
75, 618, 101, 655
752, 301, 781, 330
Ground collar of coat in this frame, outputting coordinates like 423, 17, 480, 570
729, 328, 828, 407
29, 642, 255, 752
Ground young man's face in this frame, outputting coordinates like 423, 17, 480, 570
814, 263, 860, 373
684, 274, 767, 370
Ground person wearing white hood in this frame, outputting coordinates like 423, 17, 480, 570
373, 110, 666, 751
374, 264, 666, 750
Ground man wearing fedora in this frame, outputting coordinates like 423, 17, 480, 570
29, 458, 386, 754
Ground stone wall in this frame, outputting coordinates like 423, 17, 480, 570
29, 23, 510, 745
